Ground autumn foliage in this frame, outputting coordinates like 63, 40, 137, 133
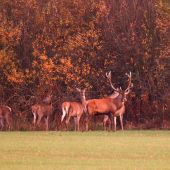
0, 0, 170, 130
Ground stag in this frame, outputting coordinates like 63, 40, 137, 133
31, 93, 53, 130
0, 105, 13, 130
83, 72, 133, 131
61, 89, 86, 131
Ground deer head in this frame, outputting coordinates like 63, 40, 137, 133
76, 87, 86, 96
76, 88, 87, 112
106, 71, 133, 102
42, 92, 53, 104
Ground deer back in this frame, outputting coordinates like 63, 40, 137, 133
86, 98, 119, 115
69, 102, 84, 116
32, 103, 53, 116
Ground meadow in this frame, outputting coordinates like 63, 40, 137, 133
0, 131, 170, 170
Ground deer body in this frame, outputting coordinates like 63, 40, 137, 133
61, 89, 86, 131
61, 101, 84, 131
0, 105, 13, 130
86, 96, 123, 115
31, 94, 53, 130
85, 95, 125, 131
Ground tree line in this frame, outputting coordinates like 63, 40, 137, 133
0, 0, 170, 130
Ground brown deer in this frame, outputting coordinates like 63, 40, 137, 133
0, 105, 13, 130
61, 89, 86, 131
83, 72, 133, 131
31, 93, 53, 130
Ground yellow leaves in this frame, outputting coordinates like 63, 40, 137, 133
33, 55, 55, 72
7, 69, 24, 84
40, 55, 47, 60
30, 54, 58, 86
34, 55, 55, 73
67, 28, 100, 51
98, 1, 108, 16
0, 23, 21, 47
60, 58, 73, 68
82, 63, 90, 75
43, 59, 55, 72
0, 50, 24, 85
68, 33, 86, 50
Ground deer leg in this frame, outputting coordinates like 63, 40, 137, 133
120, 115, 124, 130
77, 115, 81, 131
107, 113, 112, 131
0, 118, 4, 130
114, 116, 117, 131
103, 115, 108, 131
5, 116, 11, 131
66, 116, 71, 130
74, 117, 77, 131
37, 114, 43, 127
105, 114, 111, 131
32, 112, 37, 125
85, 115, 89, 131
108, 118, 111, 131
45, 116, 49, 131
93, 116, 97, 130
109, 113, 113, 131
103, 120, 106, 131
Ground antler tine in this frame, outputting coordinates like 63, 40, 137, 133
125, 71, 131, 79
105, 71, 111, 79
76, 87, 81, 92
106, 71, 119, 92
125, 71, 133, 93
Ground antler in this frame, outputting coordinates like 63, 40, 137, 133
76, 88, 81, 92
125, 71, 133, 94
76, 87, 86, 95
106, 71, 120, 92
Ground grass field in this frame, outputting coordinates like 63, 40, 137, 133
0, 131, 170, 170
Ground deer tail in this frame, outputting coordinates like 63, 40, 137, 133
61, 105, 68, 122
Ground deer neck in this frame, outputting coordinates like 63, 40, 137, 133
80, 94, 87, 112
110, 93, 125, 109
109, 92, 123, 102
109, 91, 119, 99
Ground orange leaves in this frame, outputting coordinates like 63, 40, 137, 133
7, 69, 24, 84
31, 55, 56, 84
68, 33, 86, 50
68, 29, 101, 52
43, 59, 54, 72
0, 50, 24, 85
39, 55, 47, 61
0, 25, 21, 47
60, 58, 73, 68
98, 0, 108, 16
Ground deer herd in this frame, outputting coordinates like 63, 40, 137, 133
0, 71, 133, 131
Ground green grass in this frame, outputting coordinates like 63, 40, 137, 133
0, 131, 170, 170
